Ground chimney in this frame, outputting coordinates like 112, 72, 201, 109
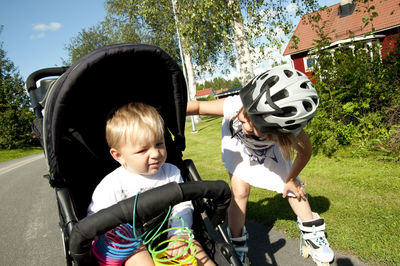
339, 0, 355, 18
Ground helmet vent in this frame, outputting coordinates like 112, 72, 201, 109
284, 69, 294, 78
271, 89, 289, 102
274, 106, 297, 117
300, 81, 309, 89
284, 124, 301, 131
311, 96, 318, 105
303, 101, 312, 112
285, 120, 295, 125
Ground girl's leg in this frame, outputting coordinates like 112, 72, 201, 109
287, 196, 313, 221
124, 244, 154, 266
288, 197, 334, 264
228, 174, 251, 238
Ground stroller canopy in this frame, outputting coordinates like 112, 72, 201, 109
42, 44, 188, 216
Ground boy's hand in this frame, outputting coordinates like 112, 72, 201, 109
283, 179, 307, 201
167, 234, 192, 259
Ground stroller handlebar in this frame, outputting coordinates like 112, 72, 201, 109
69, 180, 231, 265
25, 67, 69, 92
26, 67, 69, 118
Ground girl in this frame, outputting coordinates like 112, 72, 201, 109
187, 66, 334, 266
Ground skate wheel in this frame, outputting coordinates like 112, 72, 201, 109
301, 245, 309, 258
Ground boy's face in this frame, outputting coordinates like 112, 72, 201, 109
111, 136, 167, 176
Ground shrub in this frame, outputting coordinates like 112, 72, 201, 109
309, 36, 400, 159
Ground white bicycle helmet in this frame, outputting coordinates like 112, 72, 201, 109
239, 66, 319, 134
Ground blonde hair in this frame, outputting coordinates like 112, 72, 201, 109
261, 133, 297, 161
241, 108, 299, 160
106, 102, 164, 149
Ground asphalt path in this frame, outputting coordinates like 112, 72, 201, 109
0, 154, 64, 266
0, 154, 368, 266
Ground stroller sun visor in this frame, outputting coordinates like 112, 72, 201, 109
42, 44, 188, 185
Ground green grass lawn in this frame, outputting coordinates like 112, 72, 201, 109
183, 116, 400, 265
0, 147, 43, 162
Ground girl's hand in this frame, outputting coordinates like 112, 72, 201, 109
167, 234, 191, 259
283, 179, 307, 201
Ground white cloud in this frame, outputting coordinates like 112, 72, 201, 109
32, 22, 62, 32
30, 22, 61, 40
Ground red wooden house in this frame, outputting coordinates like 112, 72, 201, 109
283, 0, 400, 76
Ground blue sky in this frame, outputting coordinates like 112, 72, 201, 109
1, 0, 106, 80
1, 0, 338, 81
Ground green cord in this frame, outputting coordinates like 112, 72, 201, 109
132, 193, 197, 264
132, 193, 172, 241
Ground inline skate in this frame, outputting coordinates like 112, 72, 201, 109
297, 213, 334, 266
227, 226, 251, 266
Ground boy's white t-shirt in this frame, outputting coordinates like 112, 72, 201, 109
87, 163, 193, 235
221, 95, 298, 195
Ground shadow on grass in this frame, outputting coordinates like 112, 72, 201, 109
245, 193, 331, 265
247, 193, 331, 226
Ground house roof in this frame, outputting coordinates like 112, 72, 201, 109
215, 86, 242, 98
283, 0, 400, 56
196, 88, 213, 97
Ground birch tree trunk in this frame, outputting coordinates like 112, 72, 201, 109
229, 0, 255, 85
172, 0, 200, 125
183, 50, 196, 102
183, 45, 201, 124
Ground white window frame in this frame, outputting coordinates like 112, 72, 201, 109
303, 55, 317, 72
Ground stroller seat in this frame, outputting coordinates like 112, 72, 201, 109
26, 44, 242, 265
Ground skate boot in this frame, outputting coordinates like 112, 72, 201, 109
297, 213, 334, 266
227, 226, 250, 265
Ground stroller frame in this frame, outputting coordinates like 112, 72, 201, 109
26, 44, 241, 266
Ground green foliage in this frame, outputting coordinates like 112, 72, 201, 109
196, 76, 241, 91
65, 0, 321, 79
307, 31, 400, 158
197, 96, 216, 101
104, 0, 181, 62
0, 32, 38, 149
64, 24, 122, 63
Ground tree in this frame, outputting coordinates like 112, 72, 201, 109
103, 0, 233, 102
173, 0, 320, 85
226, 0, 319, 83
64, 21, 142, 64
197, 76, 242, 91
0, 28, 37, 148
64, 24, 113, 64
66, 1, 320, 101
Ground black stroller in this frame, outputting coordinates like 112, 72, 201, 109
26, 44, 241, 265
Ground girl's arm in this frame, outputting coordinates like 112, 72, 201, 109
186, 98, 226, 116
282, 129, 312, 200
